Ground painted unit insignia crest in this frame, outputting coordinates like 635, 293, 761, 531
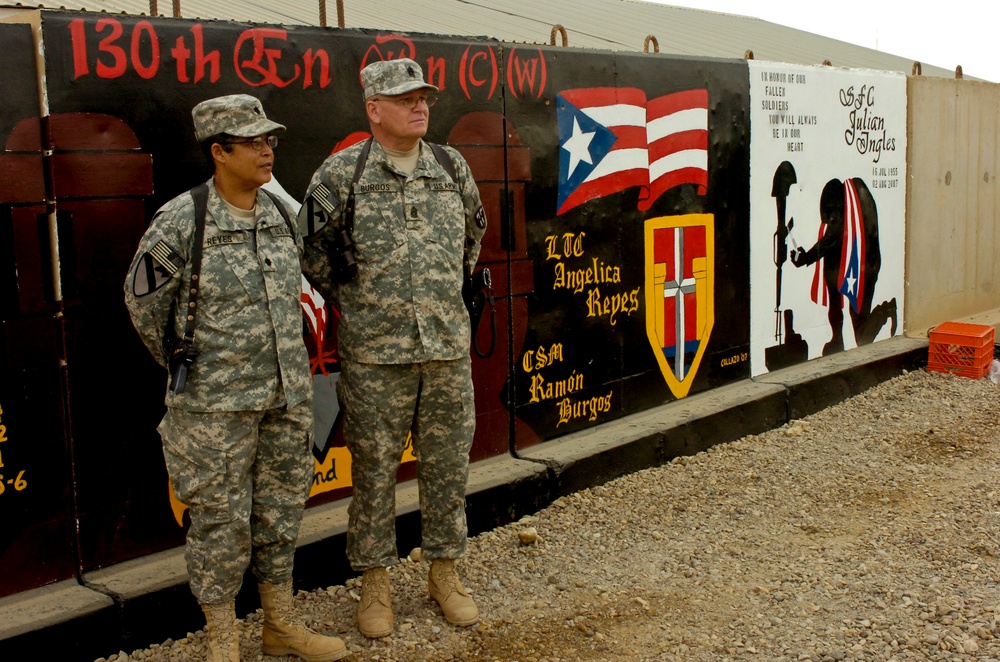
644, 214, 714, 399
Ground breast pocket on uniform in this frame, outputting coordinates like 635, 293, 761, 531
353, 187, 406, 253
202, 231, 264, 314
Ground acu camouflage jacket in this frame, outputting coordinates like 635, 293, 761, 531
124, 179, 312, 412
299, 139, 486, 365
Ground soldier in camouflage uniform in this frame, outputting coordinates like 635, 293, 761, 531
124, 95, 347, 662
298, 59, 487, 638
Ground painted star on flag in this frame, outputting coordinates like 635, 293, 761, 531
843, 275, 857, 296
562, 117, 595, 179
556, 94, 620, 212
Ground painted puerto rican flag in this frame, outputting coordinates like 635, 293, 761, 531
838, 179, 866, 313
557, 87, 709, 215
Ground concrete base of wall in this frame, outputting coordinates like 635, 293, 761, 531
0, 336, 930, 659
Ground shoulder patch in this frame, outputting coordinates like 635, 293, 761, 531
132, 239, 183, 296
301, 182, 337, 236
310, 183, 336, 216
474, 204, 488, 229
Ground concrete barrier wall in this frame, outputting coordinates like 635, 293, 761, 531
906, 76, 1000, 334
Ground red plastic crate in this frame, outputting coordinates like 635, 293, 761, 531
927, 322, 995, 379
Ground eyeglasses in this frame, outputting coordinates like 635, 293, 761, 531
225, 135, 278, 151
375, 94, 437, 109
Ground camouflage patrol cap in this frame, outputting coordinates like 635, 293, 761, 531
191, 94, 286, 142
361, 58, 439, 100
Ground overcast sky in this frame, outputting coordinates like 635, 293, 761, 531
648, 0, 997, 82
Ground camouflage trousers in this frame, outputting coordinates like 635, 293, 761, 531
339, 357, 475, 570
158, 401, 313, 604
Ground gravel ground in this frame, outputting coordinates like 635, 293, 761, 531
100, 367, 1000, 662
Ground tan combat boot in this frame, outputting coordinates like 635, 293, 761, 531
357, 567, 393, 638
428, 558, 479, 626
258, 580, 348, 661
201, 600, 240, 662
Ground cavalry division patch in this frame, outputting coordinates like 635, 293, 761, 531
301, 182, 336, 236
132, 239, 183, 296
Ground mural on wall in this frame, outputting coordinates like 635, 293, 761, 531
552, 84, 718, 400
748, 62, 905, 376
505, 48, 752, 447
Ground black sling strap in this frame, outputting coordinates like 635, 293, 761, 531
162, 183, 209, 392
428, 141, 457, 181
163, 183, 295, 393
343, 137, 374, 238
181, 182, 210, 344
167, 184, 294, 373
261, 187, 294, 229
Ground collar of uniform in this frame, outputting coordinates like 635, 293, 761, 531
371, 139, 442, 181
206, 180, 281, 230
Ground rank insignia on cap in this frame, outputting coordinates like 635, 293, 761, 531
132, 239, 183, 296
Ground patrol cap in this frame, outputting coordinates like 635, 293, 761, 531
192, 94, 286, 142
361, 58, 439, 100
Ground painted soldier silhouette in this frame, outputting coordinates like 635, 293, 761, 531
790, 177, 897, 355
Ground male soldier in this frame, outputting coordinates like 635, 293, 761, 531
298, 59, 487, 638
124, 94, 347, 662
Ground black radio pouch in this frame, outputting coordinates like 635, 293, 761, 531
166, 341, 198, 393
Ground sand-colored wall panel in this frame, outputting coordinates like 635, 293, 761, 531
906, 77, 1000, 334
